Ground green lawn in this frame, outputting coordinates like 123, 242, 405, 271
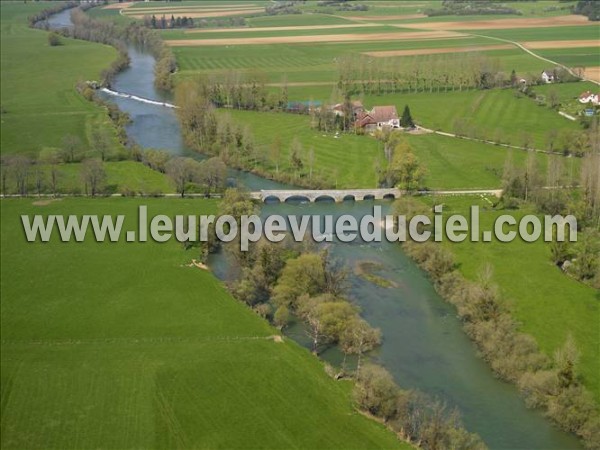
423, 196, 600, 402
0, 2, 120, 155
0, 198, 407, 449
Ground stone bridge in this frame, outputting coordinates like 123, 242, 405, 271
248, 188, 503, 203
249, 188, 402, 203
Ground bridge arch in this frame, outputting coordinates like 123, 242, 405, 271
363, 194, 375, 201
284, 195, 311, 204
263, 195, 281, 204
315, 195, 336, 203
343, 194, 356, 202
383, 193, 396, 201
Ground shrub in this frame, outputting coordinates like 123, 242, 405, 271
47, 32, 61, 46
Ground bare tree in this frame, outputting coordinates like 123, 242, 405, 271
81, 158, 106, 197
12, 155, 31, 195
61, 134, 82, 163
166, 156, 202, 197
340, 318, 381, 377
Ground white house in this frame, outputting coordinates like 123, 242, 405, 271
541, 70, 556, 83
578, 91, 599, 105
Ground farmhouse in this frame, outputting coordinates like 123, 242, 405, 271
331, 100, 364, 118
541, 69, 557, 83
355, 105, 400, 131
578, 91, 599, 105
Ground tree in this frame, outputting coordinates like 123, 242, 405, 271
272, 253, 326, 308
80, 158, 106, 197
388, 140, 425, 191
289, 138, 303, 177
91, 128, 112, 162
61, 134, 81, 163
165, 156, 200, 197
340, 318, 381, 377
12, 155, 31, 195
547, 87, 560, 109
353, 364, 398, 421
274, 305, 290, 329
198, 157, 227, 194
48, 32, 61, 46
39, 148, 62, 196
554, 334, 580, 389
400, 104, 415, 128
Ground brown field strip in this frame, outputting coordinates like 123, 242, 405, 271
127, 9, 264, 19
364, 44, 512, 57
102, 2, 134, 10
344, 14, 427, 21
124, 4, 258, 12
583, 67, 600, 83
165, 30, 466, 46
364, 40, 599, 57
394, 15, 595, 30
124, 6, 260, 15
523, 40, 600, 50
185, 23, 382, 34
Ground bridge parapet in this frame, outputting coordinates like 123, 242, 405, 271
250, 188, 402, 203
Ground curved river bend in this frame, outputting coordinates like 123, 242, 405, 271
59, 13, 580, 448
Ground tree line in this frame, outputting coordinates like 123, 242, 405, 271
394, 197, 600, 449
336, 53, 577, 96
425, 1, 522, 16
501, 137, 600, 287
143, 14, 195, 29
193, 189, 487, 450
0, 136, 229, 198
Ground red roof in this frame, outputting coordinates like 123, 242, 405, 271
370, 106, 398, 123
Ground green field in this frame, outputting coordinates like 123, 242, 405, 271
0, 2, 120, 155
536, 47, 600, 69
247, 13, 356, 27
1, 161, 174, 196
0, 198, 406, 449
220, 109, 571, 190
470, 25, 600, 42
425, 196, 600, 402
362, 88, 584, 149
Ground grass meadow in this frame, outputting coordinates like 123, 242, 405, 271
362, 88, 584, 149
0, 198, 406, 449
223, 109, 573, 190
419, 195, 600, 402
0, 2, 119, 155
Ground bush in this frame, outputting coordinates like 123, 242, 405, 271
47, 32, 61, 46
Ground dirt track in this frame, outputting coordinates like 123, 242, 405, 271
185, 23, 381, 34
395, 15, 595, 30
165, 30, 466, 46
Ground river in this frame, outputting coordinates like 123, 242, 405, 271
57, 12, 583, 449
